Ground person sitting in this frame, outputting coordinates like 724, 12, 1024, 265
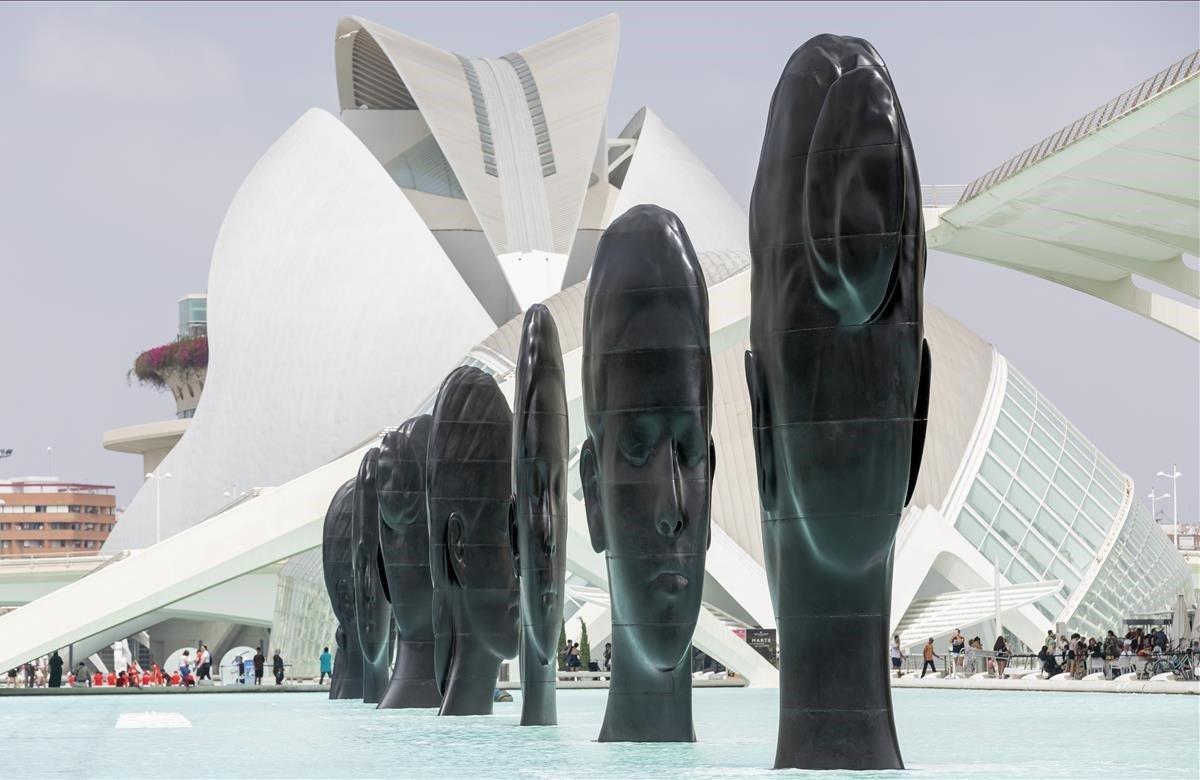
1038, 645, 1063, 677
115, 671, 128, 688
169, 670, 181, 686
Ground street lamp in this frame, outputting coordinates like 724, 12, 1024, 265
1148, 489, 1171, 525
1157, 465, 1182, 547
145, 471, 173, 544
46, 446, 53, 476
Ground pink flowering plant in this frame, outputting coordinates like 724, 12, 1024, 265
129, 335, 208, 390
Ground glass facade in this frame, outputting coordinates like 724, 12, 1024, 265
270, 549, 337, 679
1064, 500, 1192, 637
953, 364, 1128, 623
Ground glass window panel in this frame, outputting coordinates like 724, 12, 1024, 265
1002, 397, 1032, 429
1083, 496, 1114, 532
1048, 557, 1081, 593
1055, 469, 1085, 504
1072, 513, 1105, 548
991, 434, 1022, 468
1060, 533, 1091, 567
996, 413, 1027, 447
1017, 460, 1049, 498
967, 482, 1001, 524
1025, 439, 1057, 478
1059, 450, 1091, 488
1033, 508, 1066, 547
955, 509, 988, 549
992, 505, 1026, 549
980, 535, 1013, 572
978, 455, 1012, 495
1007, 559, 1035, 584
1019, 532, 1053, 576
1007, 479, 1039, 519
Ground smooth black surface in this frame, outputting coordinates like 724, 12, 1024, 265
428, 366, 520, 716
512, 304, 569, 726
376, 416, 442, 709
745, 34, 929, 770
580, 205, 714, 743
351, 447, 392, 704
322, 478, 362, 700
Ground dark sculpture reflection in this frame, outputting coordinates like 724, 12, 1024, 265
512, 304, 569, 726
745, 34, 930, 770
376, 416, 442, 709
428, 366, 520, 716
322, 478, 362, 700
351, 447, 392, 704
580, 204, 715, 742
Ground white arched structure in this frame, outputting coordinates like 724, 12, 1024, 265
103, 108, 494, 551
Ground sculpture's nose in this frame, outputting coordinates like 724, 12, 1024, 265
655, 444, 686, 539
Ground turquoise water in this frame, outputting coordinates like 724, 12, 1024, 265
2, 688, 1197, 778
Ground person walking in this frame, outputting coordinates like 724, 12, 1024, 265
253, 648, 265, 685
74, 662, 88, 687
890, 636, 906, 678
603, 642, 612, 672
319, 647, 333, 685
272, 650, 285, 685
920, 638, 941, 678
48, 651, 63, 688
197, 645, 212, 681
949, 629, 965, 676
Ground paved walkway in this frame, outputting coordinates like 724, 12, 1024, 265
892, 671, 1199, 695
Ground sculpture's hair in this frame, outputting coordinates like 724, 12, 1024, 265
426, 366, 513, 692
749, 33, 924, 333
321, 477, 357, 627
378, 414, 432, 531
582, 204, 712, 438
514, 304, 568, 462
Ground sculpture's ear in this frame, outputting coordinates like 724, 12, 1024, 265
707, 438, 717, 551
508, 498, 520, 580
579, 438, 606, 554
447, 511, 467, 587
744, 350, 775, 506
906, 338, 932, 506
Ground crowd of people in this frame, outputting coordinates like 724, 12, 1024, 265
891, 625, 1198, 680
6, 645, 289, 689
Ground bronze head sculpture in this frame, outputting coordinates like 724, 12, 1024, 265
428, 366, 520, 716
376, 415, 441, 709
512, 304, 569, 726
351, 446, 392, 704
580, 204, 715, 742
745, 34, 931, 770
322, 477, 361, 700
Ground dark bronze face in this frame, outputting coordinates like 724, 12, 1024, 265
377, 416, 434, 643
428, 367, 520, 671
513, 304, 568, 666
581, 204, 714, 674
745, 34, 928, 771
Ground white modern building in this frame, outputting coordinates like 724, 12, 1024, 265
0, 17, 1194, 681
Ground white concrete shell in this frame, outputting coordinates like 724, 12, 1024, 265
103, 108, 494, 550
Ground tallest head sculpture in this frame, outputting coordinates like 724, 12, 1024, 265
745, 35, 931, 770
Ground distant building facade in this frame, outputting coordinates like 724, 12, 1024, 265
0, 479, 118, 557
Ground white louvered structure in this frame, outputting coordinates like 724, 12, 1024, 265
929, 50, 1200, 340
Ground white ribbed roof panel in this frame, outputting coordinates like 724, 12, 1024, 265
930, 52, 1199, 340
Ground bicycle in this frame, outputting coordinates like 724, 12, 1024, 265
1147, 652, 1195, 681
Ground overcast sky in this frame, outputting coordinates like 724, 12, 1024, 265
0, 1, 1196, 523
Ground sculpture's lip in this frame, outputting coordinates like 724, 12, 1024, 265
651, 572, 689, 594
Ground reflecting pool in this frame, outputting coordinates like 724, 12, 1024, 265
3, 688, 1197, 778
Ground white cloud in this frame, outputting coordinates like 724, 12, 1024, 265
19, 10, 240, 104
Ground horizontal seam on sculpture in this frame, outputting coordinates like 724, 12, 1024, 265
770, 231, 900, 246
771, 142, 900, 160
606, 553, 707, 560
750, 418, 914, 427
779, 706, 890, 713
750, 321, 919, 335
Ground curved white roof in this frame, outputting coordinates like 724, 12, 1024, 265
104, 109, 494, 549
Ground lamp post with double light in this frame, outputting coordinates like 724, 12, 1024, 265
1156, 465, 1181, 548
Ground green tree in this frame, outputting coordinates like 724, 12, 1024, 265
558, 617, 568, 671
578, 618, 591, 669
